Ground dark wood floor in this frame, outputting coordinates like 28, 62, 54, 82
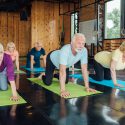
0, 60, 125, 125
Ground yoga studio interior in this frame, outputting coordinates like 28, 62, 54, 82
0, 0, 125, 125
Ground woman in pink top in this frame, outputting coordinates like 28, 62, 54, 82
5, 42, 19, 71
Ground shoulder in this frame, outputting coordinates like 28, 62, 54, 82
4, 51, 10, 55
60, 44, 70, 51
40, 48, 45, 52
114, 48, 121, 53
3, 53, 11, 60
81, 47, 87, 54
14, 50, 19, 55
29, 47, 36, 53
83, 47, 87, 52
112, 48, 121, 55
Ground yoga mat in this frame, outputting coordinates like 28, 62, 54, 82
14, 70, 26, 74
27, 78, 102, 98
0, 86, 26, 106
21, 66, 45, 72
69, 74, 125, 91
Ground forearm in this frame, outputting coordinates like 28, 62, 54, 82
16, 60, 19, 70
82, 68, 89, 88
30, 60, 34, 69
30, 56, 34, 69
110, 69, 117, 85
59, 72, 66, 91
43, 59, 46, 68
10, 81, 18, 97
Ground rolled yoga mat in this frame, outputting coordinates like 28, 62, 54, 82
27, 78, 102, 99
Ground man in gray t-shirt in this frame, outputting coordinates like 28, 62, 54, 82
42, 33, 96, 97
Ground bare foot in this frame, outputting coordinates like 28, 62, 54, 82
38, 73, 45, 79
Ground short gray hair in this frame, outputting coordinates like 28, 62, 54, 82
71, 33, 86, 44
0, 43, 4, 53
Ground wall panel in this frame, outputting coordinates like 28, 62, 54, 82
0, 12, 31, 56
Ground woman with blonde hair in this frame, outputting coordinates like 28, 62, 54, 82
0, 43, 19, 101
5, 42, 19, 71
91, 41, 125, 87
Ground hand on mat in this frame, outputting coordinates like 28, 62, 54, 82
70, 78, 75, 83
16, 69, 20, 72
10, 96, 19, 101
61, 90, 70, 97
114, 83, 124, 88
85, 87, 96, 93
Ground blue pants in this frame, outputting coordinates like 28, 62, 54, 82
0, 68, 8, 90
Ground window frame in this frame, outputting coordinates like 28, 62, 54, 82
104, 0, 122, 40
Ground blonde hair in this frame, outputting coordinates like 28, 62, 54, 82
71, 33, 86, 44
0, 43, 4, 53
6, 42, 16, 51
119, 41, 125, 52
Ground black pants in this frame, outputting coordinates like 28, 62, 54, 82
42, 51, 69, 86
90, 60, 111, 81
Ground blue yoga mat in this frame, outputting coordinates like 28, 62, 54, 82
21, 65, 45, 72
69, 74, 125, 90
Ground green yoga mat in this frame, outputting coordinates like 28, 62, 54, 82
27, 78, 102, 98
14, 70, 26, 74
0, 86, 26, 106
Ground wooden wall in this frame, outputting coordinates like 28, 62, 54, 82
31, 1, 61, 54
31, 1, 73, 52
0, 12, 31, 56
80, 0, 95, 22
103, 39, 125, 52
0, 1, 72, 56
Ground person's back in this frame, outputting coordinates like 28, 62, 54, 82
50, 44, 87, 69
94, 51, 112, 69
94, 49, 125, 70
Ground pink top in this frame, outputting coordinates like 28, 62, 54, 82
5, 50, 19, 62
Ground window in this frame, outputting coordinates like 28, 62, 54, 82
71, 12, 79, 39
105, 0, 121, 39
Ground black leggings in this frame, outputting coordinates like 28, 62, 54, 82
42, 51, 69, 85
91, 60, 111, 81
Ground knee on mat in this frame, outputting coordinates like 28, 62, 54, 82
54, 74, 59, 79
1, 86, 8, 91
44, 81, 52, 86
42, 75, 52, 86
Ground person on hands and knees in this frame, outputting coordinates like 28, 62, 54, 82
91, 41, 125, 88
26, 41, 46, 69
42, 33, 96, 98
0, 43, 19, 101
